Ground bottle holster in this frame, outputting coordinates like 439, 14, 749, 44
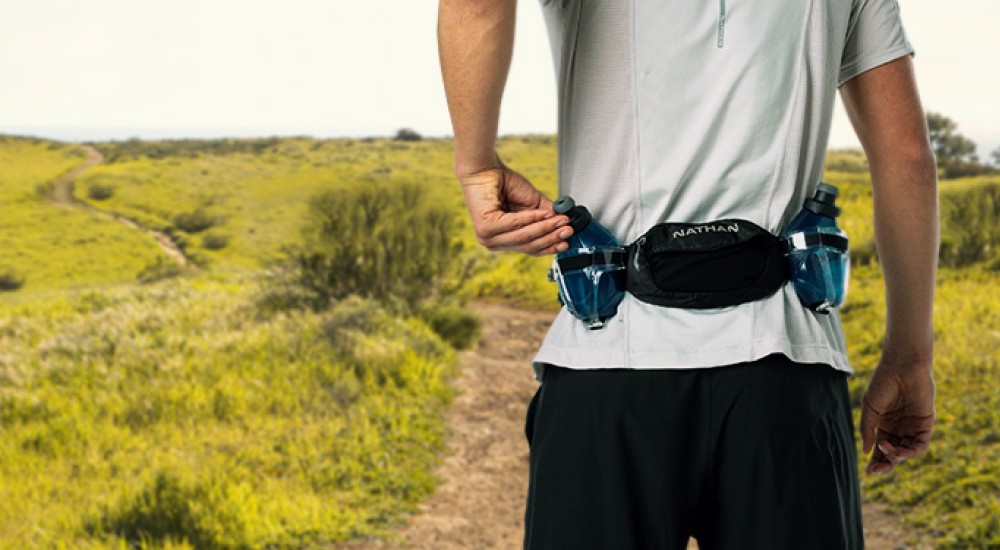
553, 218, 850, 317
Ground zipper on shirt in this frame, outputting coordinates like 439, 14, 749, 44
717, 0, 727, 48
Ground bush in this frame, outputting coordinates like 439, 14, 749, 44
940, 160, 999, 179
938, 180, 1000, 267
200, 233, 229, 251
173, 209, 216, 234
0, 267, 25, 291
289, 183, 462, 312
91, 471, 260, 549
136, 257, 184, 284
418, 302, 482, 350
87, 184, 115, 200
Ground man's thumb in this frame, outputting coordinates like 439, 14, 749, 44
859, 399, 879, 454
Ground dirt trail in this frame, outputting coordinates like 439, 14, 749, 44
49, 145, 188, 266
342, 302, 929, 549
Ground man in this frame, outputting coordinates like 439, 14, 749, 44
438, 0, 937, 548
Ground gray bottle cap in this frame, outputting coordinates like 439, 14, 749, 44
553, 195, 592, 232
805, 183, 841, 217
552, 196, 576, 215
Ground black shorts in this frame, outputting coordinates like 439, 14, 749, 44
524, 354, 862, 550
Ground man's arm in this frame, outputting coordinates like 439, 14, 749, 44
840, 56, 938, 475
438, 0, 570, 255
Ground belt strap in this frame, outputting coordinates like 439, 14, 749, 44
557, 249, 627, 272
782, 232, 848, 253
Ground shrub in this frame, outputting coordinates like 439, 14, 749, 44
34, 181, 54, 199
200, 233, 229, 251
87, 184, 115, 200
938, 180, 1000, 267
0, 267, 25, 291
184, 251, 211, 269
418, 301, 482, 350
940, 160, 999, 179
91, 471, 260, 549
136, 257, 184, 284
173, 209, 216, 234
289, 183, 463, 312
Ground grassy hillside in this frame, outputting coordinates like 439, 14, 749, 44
0, 279, 455, 548
77, 137, 467, 272
0, 137, 169, 293
1, 136, 996, 547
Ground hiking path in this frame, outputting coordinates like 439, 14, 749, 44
341, 302, 930, 549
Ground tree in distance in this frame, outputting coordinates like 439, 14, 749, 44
393, 128, 423, 142
926, 112, 996, 178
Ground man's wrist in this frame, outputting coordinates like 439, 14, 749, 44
454, 151, 502, 179
877, 339, 934, 372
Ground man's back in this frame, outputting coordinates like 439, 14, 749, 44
437, 1, 937, 547
533, 0, 911, 375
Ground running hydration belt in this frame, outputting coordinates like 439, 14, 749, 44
625, 219, 789, 309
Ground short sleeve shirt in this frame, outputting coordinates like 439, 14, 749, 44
532, 0, 913, 374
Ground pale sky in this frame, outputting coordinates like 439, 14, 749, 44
1, 1, 998, 157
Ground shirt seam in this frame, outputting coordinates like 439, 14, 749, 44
626, 0, 641, 369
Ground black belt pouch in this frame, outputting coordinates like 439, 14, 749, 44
626, 219, 788, 309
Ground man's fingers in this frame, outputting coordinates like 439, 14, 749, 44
866, 439, 893, 475
479, 215, 571, 252
523, 227, 574, 256
474, 209, 555, 243
878, 437, 926, 460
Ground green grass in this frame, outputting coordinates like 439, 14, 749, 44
1, 136, 996, 548
0, 278, 455, 548
0, 137, 169, 293
844, 265, 1000, 548
79, 138, 465, 272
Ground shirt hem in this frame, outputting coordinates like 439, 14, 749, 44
531, 339, 852, 380
837, 44, 915, 87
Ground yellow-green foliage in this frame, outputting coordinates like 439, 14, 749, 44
80, 136, 563, 305
0, 280, 455, 548
0, 136, 168, 292
843, 266, 1000, 548
78, 138, 465, 273
4, 137, 995, 547
937, 176, 1000, 267
294, 182, 463, 310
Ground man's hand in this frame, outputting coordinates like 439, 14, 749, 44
841, 56, 938, 476
859, 360, 935, 475
460, 162, 571, 256
438, 0, 570, 255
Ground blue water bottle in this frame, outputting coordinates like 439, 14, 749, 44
547, 196, 626, 329
782, 183, 850, 313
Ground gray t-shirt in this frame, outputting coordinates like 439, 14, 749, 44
532, 0, 913, 374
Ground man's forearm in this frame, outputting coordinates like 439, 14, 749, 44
438, 0, 517, 175
841, 57, 938, 365
870, 145, 938, 363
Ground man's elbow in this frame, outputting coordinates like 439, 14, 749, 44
869, 137, 937, 183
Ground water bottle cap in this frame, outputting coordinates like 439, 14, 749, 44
553, 195, 592, 232
804, 183, 841, 217
552, 196, 576, 215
